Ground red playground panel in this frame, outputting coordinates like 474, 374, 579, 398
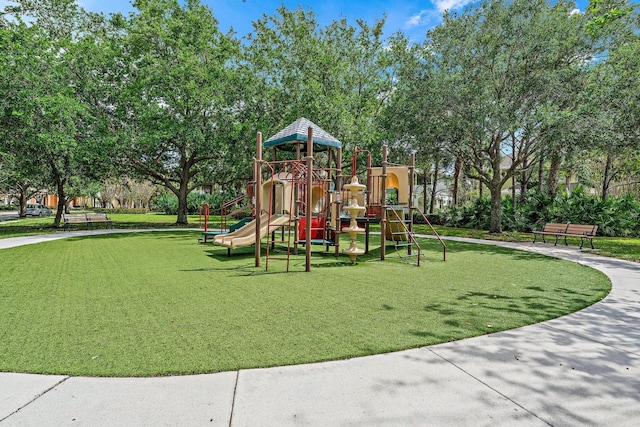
298, 217, 326, 241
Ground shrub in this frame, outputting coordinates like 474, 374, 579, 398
442, 196, 492, 229
93, 208, 150, 214
413, 211, 444, 225
442, 189, 640, 237
153, 195, 178, 215
151, 190, 243, 215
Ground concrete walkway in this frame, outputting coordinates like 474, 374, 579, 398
1, 232, 639, 426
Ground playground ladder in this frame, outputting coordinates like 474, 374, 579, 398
386, 207, 422, 266
264, 166, 297, 272
265, 216, 293, 272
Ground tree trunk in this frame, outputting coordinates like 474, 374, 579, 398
423, 168, 428, 213
176, 183, 189, 225
519, 157, 529, 204
565, 170, 573, 196
489, 184, 503, 234
602, 153, 612, 201
453, 157, 462, 206
18, 189, 28, 218
546, 149, 562, 196
429, 157, 439, 214
511, 136, 516, 205
54, 180, 66, 228
537, 156, 544, 193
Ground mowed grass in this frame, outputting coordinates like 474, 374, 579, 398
0, 231, 610, 377
0, 213, 202, 238
415, 225, 640, 263
2, 214, 638, 262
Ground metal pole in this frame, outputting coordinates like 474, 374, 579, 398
255, 132, 262, 267
365, 150, 372, 254
294, 143, 301, 255
335, 147, 342, 257
408, 152, 415, 256
381, 144, 387, 261
306, 127, 313, 272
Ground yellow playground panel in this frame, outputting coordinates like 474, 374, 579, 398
311, 185, 326, 213
262, 172, 293, 214
370, 166, 410, 206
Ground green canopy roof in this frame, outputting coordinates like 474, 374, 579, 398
264, 118, 341, 152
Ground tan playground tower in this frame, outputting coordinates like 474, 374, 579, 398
341, 176, 366, 263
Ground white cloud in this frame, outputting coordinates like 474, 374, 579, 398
570, 8, 582, 16
405, 0, 476, 29
405, 9, 440, 28
406, 11, 425, 27
432, 0, 477, 13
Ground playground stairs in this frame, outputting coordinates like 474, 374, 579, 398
386, 207, 422, 266
264, 215, 293, 272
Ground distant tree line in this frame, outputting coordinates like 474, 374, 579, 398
1, 0, 638, 232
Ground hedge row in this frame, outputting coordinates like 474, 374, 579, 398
443, 187, 640, 237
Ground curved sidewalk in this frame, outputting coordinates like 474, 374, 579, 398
1, 233, 639, 426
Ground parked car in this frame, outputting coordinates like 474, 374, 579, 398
26, 203, 53, 216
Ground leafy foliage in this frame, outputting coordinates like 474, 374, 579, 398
152, 190, 239, 215
245, 5, 395, 156
112, 0, 247, 224
444, 189, 640, 237
93, 208, 150, 214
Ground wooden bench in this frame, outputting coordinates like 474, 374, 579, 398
562, 224, 598, 249
532, 223, 568, 245
62, 213, 112, 231
62, 213, 90, 231
85, 213, 113, 229
532, 222, 598, 249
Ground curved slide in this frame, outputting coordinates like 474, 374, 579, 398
214, 214, 290, 249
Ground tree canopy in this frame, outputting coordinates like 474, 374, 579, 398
1, 0, 638, 230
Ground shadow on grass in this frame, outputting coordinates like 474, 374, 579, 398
62, 230, 196, 239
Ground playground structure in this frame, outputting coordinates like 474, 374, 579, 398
341, 176, 366, 264
206, 118, 445, 271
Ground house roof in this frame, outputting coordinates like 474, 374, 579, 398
264, 118, 341, 152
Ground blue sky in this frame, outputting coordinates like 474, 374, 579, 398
0, 0, 612, 42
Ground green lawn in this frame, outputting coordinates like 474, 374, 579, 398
0, 231, 610, 377
415, 225, 640, 263
0, 213, 202, 238
3, 213, 638, 262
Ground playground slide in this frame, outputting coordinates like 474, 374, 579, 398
216, 214, 290, 249
213, 213, 270, 245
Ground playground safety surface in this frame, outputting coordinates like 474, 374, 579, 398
1, 230, 639, 426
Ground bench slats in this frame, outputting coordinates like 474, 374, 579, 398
62, 213, 112, 231
533, 222, 597, 249
532, 223, 568, 245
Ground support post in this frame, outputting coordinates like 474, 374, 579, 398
365, 150, 372, 254
335, 147, 342, 257
408, 152, 415, 255
306, 128, 314, 272
255, 132, 262, 267
380, 144, 387, 261
294, 143, 301, 255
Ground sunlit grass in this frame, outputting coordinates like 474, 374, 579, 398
0, 231, 610, 377
1, 215, 638, 262
416, 225, 640, 263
